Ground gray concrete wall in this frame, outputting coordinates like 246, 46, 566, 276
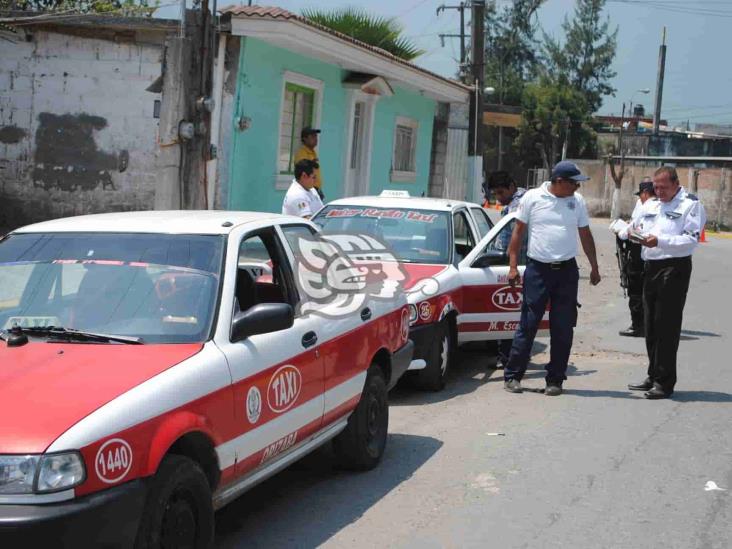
0, 29, 165, 228
571, 159, 732, 229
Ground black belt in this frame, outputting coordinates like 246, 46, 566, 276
529, 258, 576, 270
646, 256, 692, 269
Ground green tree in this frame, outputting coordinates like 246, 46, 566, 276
302, 7, 424, 61
515, 77, 596, 169
542, 0, 618, 113
1, 0, 157, 16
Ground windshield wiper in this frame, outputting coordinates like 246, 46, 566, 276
10, 326, 143, 345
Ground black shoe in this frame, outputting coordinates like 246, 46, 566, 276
545, 382, 563, 396
619, 326, 644, 337
504, 379, 523, 393
628, 378, 653, 391
644, 386, 673, 400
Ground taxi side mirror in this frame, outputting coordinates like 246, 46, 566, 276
231, 303, 294, 342
472, 250, 508, 268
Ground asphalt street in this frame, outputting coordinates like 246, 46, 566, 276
215, 218, 732, 549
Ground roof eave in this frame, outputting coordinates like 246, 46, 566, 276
227, 16, 469, 104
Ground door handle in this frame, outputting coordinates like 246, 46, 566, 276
360, 307, 372, 321
301, 331, 318, 348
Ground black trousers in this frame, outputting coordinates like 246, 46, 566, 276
626, 242, 645, 330
643, 256, 692, 392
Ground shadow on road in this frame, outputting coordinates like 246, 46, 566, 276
214, 433, 442, 548
563, 389, 732, 403
679, 329, 722, 341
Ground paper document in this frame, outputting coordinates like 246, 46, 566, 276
609, 219, 629, 234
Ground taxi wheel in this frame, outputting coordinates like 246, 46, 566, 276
333, 366, 388, 470
135, 455, 214, 549
417, 321, 452, 392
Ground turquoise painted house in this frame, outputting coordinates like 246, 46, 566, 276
215, 6, 470, 213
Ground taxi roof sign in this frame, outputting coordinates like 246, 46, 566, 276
379, 190, 410, 198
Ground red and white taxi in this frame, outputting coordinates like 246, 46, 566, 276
0, 211, 411, 547
313, 193, 547, 391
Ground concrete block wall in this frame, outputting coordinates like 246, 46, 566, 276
571, 159, 732, 229
0, 29, 165, 228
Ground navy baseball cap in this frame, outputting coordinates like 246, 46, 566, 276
551, 161, 590, 182
635, 181, 655, 195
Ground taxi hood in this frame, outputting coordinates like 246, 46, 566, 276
0, 342, 203, 453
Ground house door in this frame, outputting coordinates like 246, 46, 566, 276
346, 100, 372, 197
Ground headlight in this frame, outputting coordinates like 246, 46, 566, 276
0, 455, 39, 494
0, 453, 85, 495
409, 304, 418, 325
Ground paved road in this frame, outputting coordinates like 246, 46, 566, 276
215, 218, 731, 548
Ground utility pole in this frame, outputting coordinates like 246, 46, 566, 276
436, 3, 468, 79
609, 102, 626, 220
468, 0, 485, 157
653, 27, 667, 135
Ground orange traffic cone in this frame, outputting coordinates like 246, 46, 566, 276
700, 228, 707, 243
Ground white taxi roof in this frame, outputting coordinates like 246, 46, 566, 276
324, 195, 481, 213
13, 210, 309, 235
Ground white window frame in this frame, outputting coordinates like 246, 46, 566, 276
275, 71, 324, 190
390, 116, 419, 183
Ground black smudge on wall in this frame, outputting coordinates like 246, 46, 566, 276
32, 113, 128, 191
0, 125, 27, 144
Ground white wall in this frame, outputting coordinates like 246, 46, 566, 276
0, 29, 165, 228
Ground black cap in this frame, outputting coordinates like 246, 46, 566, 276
635, 181, 655, 196
550, 161, 590, 182
301, 127, 321, 139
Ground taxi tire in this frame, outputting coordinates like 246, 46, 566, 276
417, 321, 452, 392
134, 454, 214, 549
333, 366, 388, 471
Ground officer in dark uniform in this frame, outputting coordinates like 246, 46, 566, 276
616, 180, 655, 337
628, 166, 706, 399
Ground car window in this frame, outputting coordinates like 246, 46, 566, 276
452, 210, 476, 264
235, 230, 297, 316
483, 219, 529, 265
470, 207, 493, 238
313, 206, 450, 264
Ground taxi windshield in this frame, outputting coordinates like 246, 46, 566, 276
0, 233, 225, 344
313, 206, 451, 264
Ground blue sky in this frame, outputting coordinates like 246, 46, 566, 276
176, 0, 732, 127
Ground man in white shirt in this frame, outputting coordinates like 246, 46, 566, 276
503, 161, 601, 396
627, 166, 706, 399
282, 159, 324, 219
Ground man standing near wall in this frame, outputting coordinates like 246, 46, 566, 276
294, 128, 324, 200
628, 166, 706, 400
282, 159, 324, 219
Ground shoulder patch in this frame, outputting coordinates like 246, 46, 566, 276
686, 193, 699, 201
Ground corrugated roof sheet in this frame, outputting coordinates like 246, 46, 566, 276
219, 5, 471, 95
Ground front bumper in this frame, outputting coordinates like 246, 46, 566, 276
408, 321, 439, 362
0, 479, 147, 548
388, 339, 414, 391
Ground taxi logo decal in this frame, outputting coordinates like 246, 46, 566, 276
400, 307, 410, 343
267, 365, 302, 413
95, 438, 133, 484
246, 386, 262, 424
418, 301, 433, 321
492, 286, 523, 311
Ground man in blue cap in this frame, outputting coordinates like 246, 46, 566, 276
503, 161, 602, 396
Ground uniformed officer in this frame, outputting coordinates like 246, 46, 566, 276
282, 159, 324, 219
486, 171, 527, 368
628, 166, 706, 399
614, 179, 655, 337
504, 161, 601, 396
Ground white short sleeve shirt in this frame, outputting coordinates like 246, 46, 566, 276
517, 181, 590, 262
282, 180, 324, 218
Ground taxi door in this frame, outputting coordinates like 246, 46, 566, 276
456, 213, 549, 343
215, 226, 325, 480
